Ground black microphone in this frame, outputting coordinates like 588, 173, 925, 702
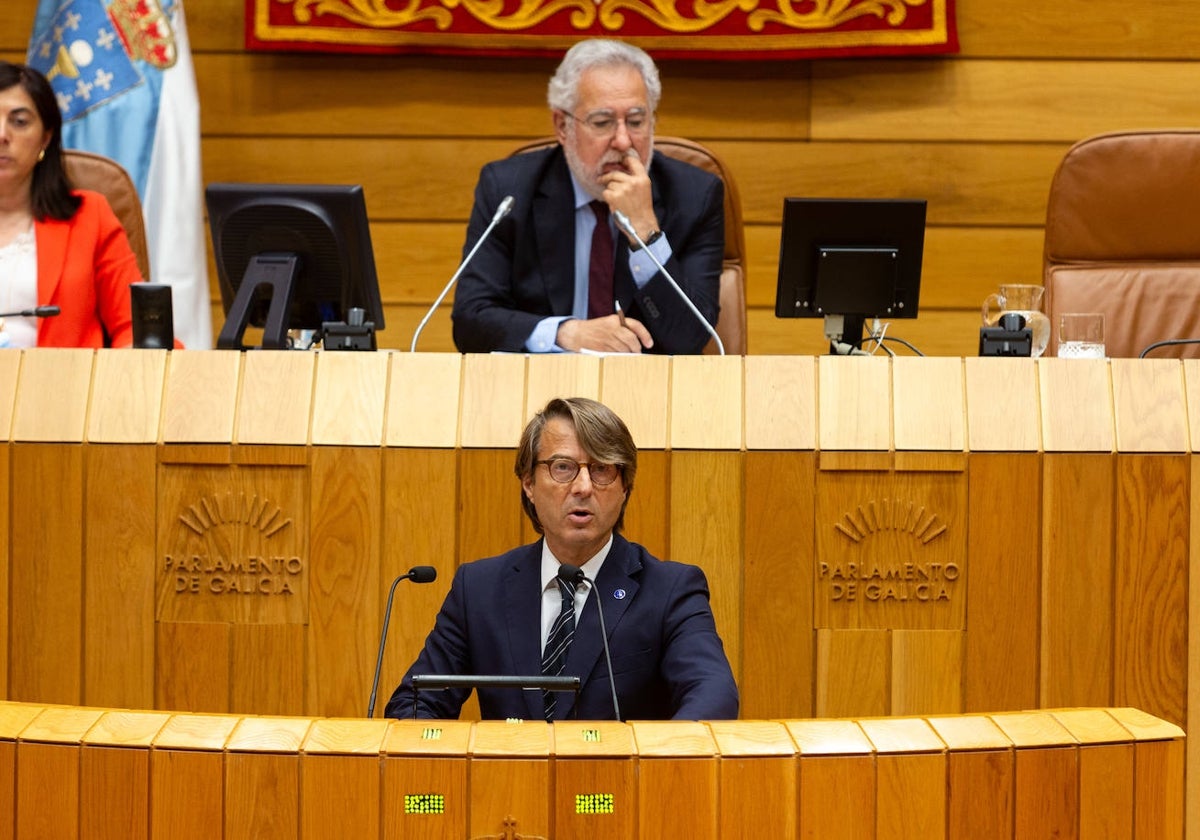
611, 209, 724, 355
410, 195, 515, 352
366, 565, 438, 718
557, 563, 621, 721
0, 305, 60, 318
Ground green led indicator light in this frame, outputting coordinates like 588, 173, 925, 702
421, 727, 442, 740
404, 793, 445, 815
582, 729, 601, 742
575, 793, 614, 815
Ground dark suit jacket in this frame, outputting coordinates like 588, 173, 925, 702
450, 145, 724, 355
385, 534, 739, 721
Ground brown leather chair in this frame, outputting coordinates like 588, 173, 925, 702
1043, 130, 1200, 358
510, 136, 747, 354
62, 149, 151, 282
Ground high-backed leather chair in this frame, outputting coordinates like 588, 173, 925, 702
1043, 130, 1200, 358
62, 149, 151, 282
510, 136, 747, 355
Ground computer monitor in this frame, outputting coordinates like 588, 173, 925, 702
206, 183, 385, 350
774, 198, 926, 350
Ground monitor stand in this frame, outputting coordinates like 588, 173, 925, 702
216, 254, 299, 350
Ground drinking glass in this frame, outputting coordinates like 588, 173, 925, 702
1057, 313, 1105, 358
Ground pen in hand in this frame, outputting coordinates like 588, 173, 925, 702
615, 300, 627, 329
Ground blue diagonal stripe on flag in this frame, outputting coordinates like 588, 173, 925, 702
28, 0, 212, 350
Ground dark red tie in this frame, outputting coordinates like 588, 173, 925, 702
587, 201, 615, 319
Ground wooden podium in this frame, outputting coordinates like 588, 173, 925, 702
0, 701, 1184, 839
0, 349, 1197, 835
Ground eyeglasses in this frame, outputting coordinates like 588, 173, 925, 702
562, 108, 652, 138
535, 458, 622, 486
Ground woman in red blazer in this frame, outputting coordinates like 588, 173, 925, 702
1, 61, 139, 348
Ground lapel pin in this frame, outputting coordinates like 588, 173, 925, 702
614, 588, 627, 600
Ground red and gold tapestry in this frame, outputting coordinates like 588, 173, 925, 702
246, 0, 957, 60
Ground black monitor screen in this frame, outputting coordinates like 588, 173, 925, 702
775, 198, 926, 338
206, 183, 385, 349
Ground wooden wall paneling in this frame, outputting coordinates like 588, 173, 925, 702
155, 622, 230, 712
379, 448, 458, 718
812, 60, 1200, 143
669, 356, 743, 450
301, 719, 389, 839
1039, 358, 1114, 453
891, 630, 963, 715
160, 351, 241, 444
1111, 359, 1189, 453
964, 452, 1041, 712
1113, 455, 1189, 726
1041, 453, 1114, 708
83, 444, 156, 709
468, 722, 551, 839
460, 354, 527, 448
309, 351, 388, 447
708, 721, 798, 839
9, 443, 83, 705
229, 624, 305, 716
630, 722, 718, 840
458, 448, 525, 570
552, 722, 636, 840
524, 354, 602, 414
669, 451, 744, 675
794, 737, 875, 839
307, 446, 381, 717
225, 717, 310, 840
814, 629, 889, 717
990, 712, 1079, 840
621, 449, 669, 562
743, 451, 816, 719
892, 355, 965, 458
10, 348, 92, 443
817, 355, 891, 454
382, 720, 472, 840
235, 350, 315, 446
1192, 458, 1200, 840
150, 712, 238, 840
744, 356, 816, 451
385, 353, 463, 448
86, 349, 168, 443
1132, 737, 1186, 840
598, 355, 671, 451
0, 704, 43, 840
927, 714, 1014, 840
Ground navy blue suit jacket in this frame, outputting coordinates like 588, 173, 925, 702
385, 534, 739, 721
449, 144, 724, 355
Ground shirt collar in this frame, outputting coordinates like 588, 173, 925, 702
540, 535, 613, 593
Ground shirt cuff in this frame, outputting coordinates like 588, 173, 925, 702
526, 316, 571, 353
628, 233, 672, 289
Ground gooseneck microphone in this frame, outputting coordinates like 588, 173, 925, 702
557, 563, 621, 721
0, 305, 61, 318
410, 195, 515, 352
611, 209, 725, 356
366, 565, 438, 718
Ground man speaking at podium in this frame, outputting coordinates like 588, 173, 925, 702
449, 39, 724, 356
385, 397, 738, 721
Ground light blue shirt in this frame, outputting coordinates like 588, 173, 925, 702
525, 174, 672, 352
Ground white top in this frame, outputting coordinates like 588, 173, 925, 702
539, 535, 612, 654
0, 223, 39, 348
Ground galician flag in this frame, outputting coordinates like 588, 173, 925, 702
27, 0, 212, 350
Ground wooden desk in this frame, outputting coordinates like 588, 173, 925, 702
0, 350, 1196, 835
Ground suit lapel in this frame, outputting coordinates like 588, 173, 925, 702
502, 542, 549, 721
557, 535, 641, 720
532, 150, 577, 316
34, 216, 69, 306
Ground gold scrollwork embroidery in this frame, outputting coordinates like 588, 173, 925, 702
598, 0, 758, 33
445, 0, 598, 32
280, 0, 452, 30
748, 0, 926, 32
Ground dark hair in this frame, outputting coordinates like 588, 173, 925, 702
0, 61, 80, 221
515, 397, 638, 534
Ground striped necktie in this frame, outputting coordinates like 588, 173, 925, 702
541, 577, 576, 720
